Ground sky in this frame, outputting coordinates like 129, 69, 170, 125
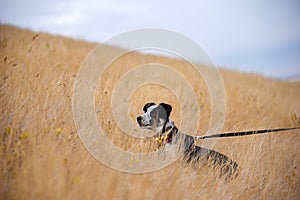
1, 0, 300, 79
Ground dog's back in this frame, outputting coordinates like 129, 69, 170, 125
170, 128, 238, 179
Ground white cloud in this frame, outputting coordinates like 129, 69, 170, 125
49, 12, 83, 25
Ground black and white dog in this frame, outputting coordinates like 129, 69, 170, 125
137, 102, 238, 179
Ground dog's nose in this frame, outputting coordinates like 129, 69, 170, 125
136, 116, 142, 123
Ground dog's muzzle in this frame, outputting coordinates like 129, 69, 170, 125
136, 116, 144, 126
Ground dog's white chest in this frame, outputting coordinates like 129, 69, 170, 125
163, 143, 176, 153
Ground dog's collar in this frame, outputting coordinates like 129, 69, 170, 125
155, 126, 176, 144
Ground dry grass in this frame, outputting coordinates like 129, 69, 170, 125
1, 24, 300, 200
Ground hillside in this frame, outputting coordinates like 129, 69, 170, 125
1, 25, 300, 199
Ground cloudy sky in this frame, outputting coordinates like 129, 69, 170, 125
1, 0, 300, 79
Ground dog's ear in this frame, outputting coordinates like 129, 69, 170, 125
159, 103, 172, 117
143, 102, 156, 112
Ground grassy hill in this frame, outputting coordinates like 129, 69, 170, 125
1, 25, 300, 199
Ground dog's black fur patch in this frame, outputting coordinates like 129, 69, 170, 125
143, 102, 156, 112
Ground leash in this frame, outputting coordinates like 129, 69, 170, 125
195, 126, 300, 140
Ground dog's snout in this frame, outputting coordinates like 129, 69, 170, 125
136, 116, 142, 123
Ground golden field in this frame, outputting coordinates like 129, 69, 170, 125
1, 25, 300, 199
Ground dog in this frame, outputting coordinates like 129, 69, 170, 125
137, 102, 238, 179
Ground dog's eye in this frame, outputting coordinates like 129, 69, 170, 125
150, 108, 159, 118
150, 107, 166, 120
150, 111, 156, 118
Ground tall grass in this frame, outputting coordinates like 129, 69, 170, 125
1, 25, 300, 199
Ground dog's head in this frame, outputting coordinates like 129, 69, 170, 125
136, 102, 172, 132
